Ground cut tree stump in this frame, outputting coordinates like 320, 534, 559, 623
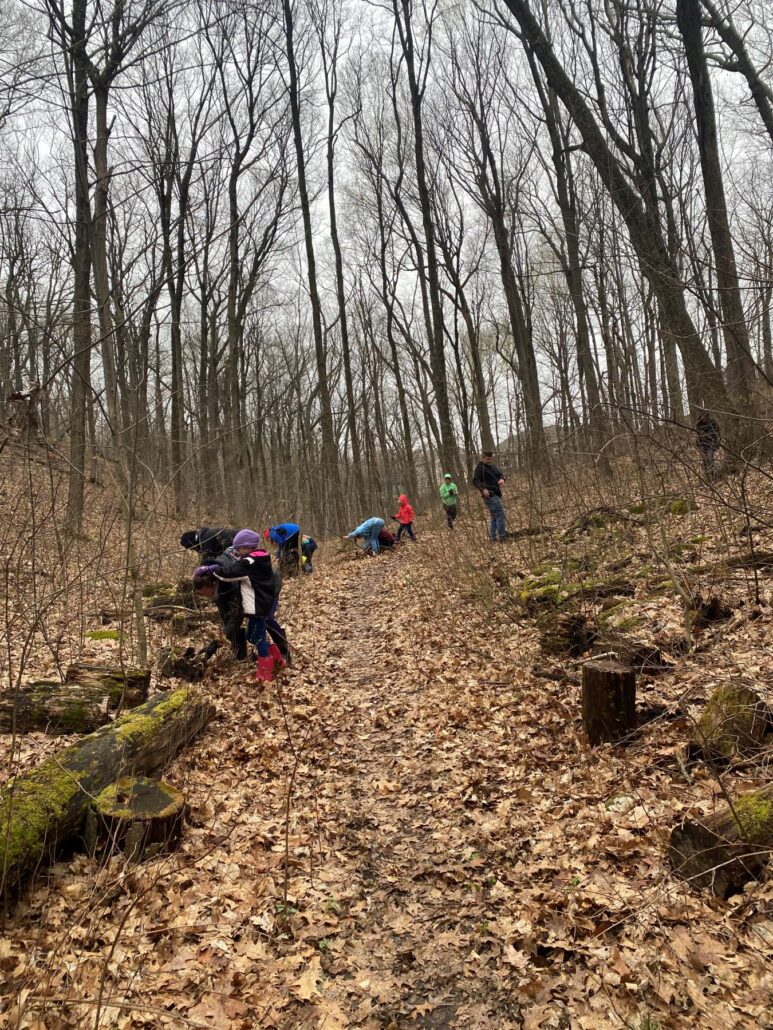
669, 783, 773, 897
64, 663, 150, 709
85, 777, 186, 861
0, 688, 214, 901
0, 683, 111, 734
687, 685, 771, 767
582, 660, 637, 746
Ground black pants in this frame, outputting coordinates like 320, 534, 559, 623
444, 504, 457, 528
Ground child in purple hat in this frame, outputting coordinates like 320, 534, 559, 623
198, 529, 283, 681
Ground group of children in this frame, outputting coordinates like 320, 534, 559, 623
181, 523, 317, 681
344, 494, 417, 554
179, 480, 462, 675
345, 476, 461, 555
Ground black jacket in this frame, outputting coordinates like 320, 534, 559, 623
180, 527, 236, 560
213, 548, 275, 616
472, 462, 505, 497
696, 414, 720, 449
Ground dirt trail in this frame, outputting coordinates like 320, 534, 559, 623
5, 537, 773, 1029
297, 555, 506, 1025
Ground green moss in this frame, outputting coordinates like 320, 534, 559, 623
113, 689, 191, 744
0, 763, 84, 870
699, 686, 763, 758
628, 503, 646, 515
516, 563, 580, 610
734, 793, 773, 844
85, 629, 122, 642
669, 499, 695, 516
617, 616, 644, 631
95, 777, 182, 820
142, 582, 174, 597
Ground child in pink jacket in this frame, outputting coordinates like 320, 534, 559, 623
392, 494, 416, 542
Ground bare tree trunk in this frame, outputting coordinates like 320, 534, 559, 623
677, 0, 757, 427
283, 0, 340, 527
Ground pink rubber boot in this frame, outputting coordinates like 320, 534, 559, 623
268, 643, 287, 669
256, 655, 275, 682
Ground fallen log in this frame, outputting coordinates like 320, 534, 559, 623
0, 683, 111, 735
0, 688, 215, 901
582, 660, 637, 746
64, 662, 150, 709
669, 784, 773, 897
687, 685, 771, 767
593, 633, 673, 674
506, 525, 552, 540
725, 550, 773, 570
564, 579, 636, 604
85, 776, 186, 862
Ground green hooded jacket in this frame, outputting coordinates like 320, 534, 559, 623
439, 480, 458, 505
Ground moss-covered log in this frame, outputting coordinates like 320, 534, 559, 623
143, 580, 216, 629
0, 688, 214, 901
86, 777, 186, 861
582, 660, 637, 746
669, 783, 773, 897
0, 683, 111, 735
64, 663, 150, 709
687, 685, 771, 766
564, 579, 636, 604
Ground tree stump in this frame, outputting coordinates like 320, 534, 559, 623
0, 683, 111, 734
582, 660, 637, 746
0, 688, 215, 901
669, 783, 773, 897
64, 663, 150, 709
687, 685, 771, 767
86, 777, 186, 861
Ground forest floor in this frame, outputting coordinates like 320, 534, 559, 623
2, 470, 773, 1029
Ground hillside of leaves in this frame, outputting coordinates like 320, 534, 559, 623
1, 449, 773, 1028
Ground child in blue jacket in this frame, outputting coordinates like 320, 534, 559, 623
346, 517, 386, 554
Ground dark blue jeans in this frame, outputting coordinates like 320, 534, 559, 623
484, 494, 506, 541
396, 522, 416, 541
246, 615, 269, 657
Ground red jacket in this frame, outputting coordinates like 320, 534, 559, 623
394, 495, 414, 524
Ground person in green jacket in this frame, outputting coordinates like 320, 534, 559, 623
439, 473, 459, 529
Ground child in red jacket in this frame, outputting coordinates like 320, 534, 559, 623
392, 494, 416, 542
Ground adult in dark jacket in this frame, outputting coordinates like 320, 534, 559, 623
192, 573, 248, 660
696, 409, 721, 476
472, 451, 507, 542
193, 570, 290, 664
180, 527, 237, 561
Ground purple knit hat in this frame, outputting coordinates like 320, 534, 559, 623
233, 529, 262, 549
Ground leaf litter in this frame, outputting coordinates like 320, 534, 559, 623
1, 477, 773, 1028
